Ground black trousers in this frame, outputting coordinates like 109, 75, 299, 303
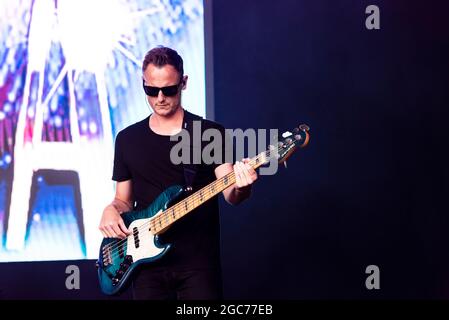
132, 267, 223, 300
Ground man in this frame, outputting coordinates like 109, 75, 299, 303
99, 46, 257, 299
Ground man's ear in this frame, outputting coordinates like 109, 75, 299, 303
182, 75, 188, 90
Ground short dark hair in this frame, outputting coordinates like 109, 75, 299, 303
142, 46, 184, 78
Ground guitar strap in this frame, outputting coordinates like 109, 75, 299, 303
182, 110, 202, 189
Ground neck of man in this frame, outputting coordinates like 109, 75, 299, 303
149, 106, 184, 136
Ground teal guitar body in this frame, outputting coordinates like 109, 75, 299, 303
97, 185, 185, 295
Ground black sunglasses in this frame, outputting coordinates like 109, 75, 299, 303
143, 79, 183, 97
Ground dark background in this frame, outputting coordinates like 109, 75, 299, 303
215, 0, 449, 299
1, 0, 448, 299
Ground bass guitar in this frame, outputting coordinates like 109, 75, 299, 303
97, 124, 310, 295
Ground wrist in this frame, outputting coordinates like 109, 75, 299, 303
111, 199, 132, 213
107, 204, 120, 213
235, 185, 251, 194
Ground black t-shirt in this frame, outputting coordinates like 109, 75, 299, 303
112, 110, 228, 271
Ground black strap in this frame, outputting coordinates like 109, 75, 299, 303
182, 110, 202, 188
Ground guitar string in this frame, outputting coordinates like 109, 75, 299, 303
101, 141, 296, 262
100, 140, 296, 261
100, 144, 289, 261
101, 155, 263, 260
102, 173, 236, 260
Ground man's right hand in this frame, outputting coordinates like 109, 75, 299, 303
99, 205, 131, 239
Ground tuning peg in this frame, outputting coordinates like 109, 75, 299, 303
293, 127, 300, 133
286, 138, 292, 144
294, 135, 302, 140
299, 124, 310, 132
278, 142, 284, 148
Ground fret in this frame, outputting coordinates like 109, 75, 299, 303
153, 155, 258, 233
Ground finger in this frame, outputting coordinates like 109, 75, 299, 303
242, 161, 253, 181
100, 229, 108, 238
243, 161, 254, 182
118, 219, 131, 235
237, 161, 250, 186
247, 165, 257, 182
101, 225, 111, 238
241, 158, 256, 179
105, 225, 117, 238
234, 162, 243, 188
106, 225, 117, 238
111, 223, 126, 239
241, 159, 257, 182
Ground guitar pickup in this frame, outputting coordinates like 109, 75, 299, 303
133, 227, 140, 248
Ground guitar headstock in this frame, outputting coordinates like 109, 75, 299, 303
275, 124, 310, 164
249, 124, 311, 170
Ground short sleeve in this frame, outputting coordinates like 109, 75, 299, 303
112, 131, 131, 181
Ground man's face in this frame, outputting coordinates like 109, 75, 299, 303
142, 63, 186, 117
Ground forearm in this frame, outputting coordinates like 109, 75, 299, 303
108, 198, 133, 214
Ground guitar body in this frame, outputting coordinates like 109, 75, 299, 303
97, 185, 186, 295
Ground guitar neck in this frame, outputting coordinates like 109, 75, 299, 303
150, 151, 270, 235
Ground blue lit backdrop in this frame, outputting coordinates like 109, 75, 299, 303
0, 0, 205, 261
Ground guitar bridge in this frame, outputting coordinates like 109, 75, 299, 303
102, 246, 112, 267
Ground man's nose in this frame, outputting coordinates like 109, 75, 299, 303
157, 89, 166, 102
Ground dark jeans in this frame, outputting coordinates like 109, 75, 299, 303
132, 267, 223, 300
